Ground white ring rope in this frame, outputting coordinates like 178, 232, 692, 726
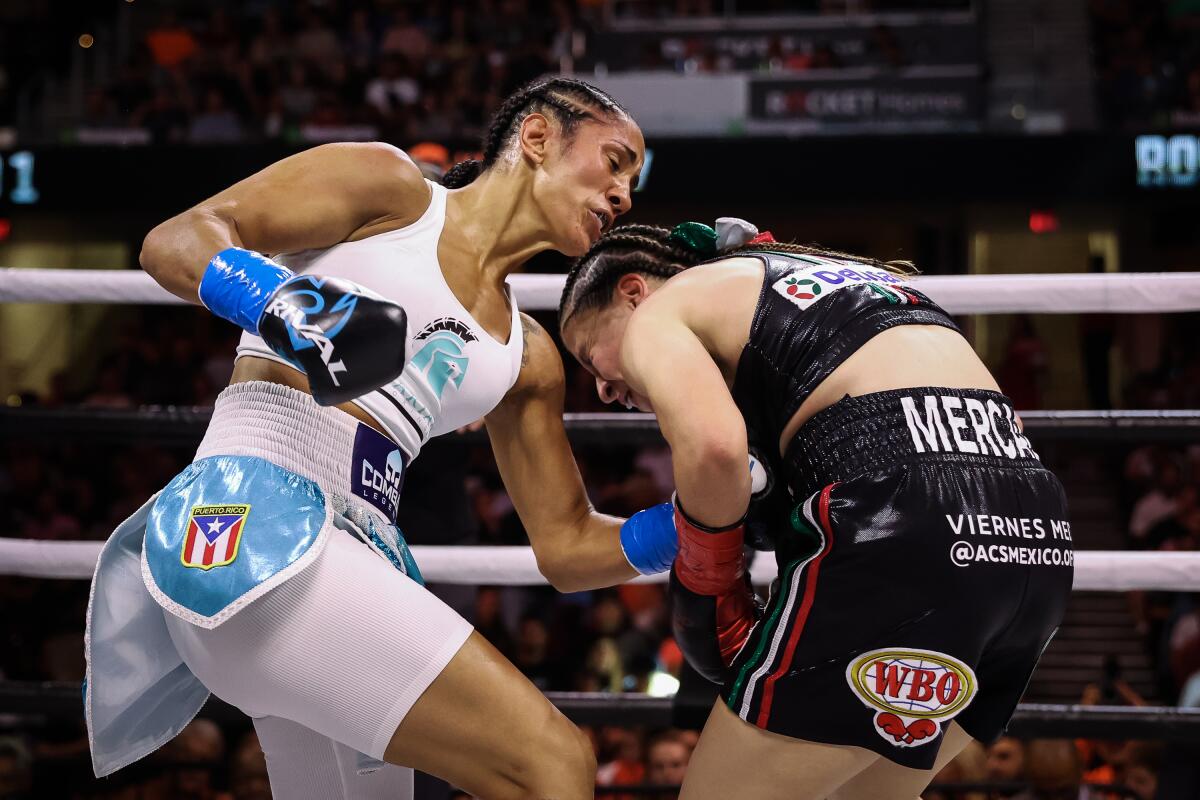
0, 538, 1198, 590
4, 269, 1200, 314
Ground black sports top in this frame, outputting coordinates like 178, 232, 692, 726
730, 250, 960, 466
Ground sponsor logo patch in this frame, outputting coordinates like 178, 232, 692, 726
768, 255, 909, 312
264, 276, 356, 386
412, 317, 478, 399
846, 647, 977, 748
181, 504, 250, 570
900, 394, 1039, 461
352, 424, 407, 523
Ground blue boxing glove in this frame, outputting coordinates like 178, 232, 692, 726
619, 451, 768, 576
199, 247, 408, 406
620, 502, 677, 575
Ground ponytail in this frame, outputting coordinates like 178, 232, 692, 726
441, 159, 483, 189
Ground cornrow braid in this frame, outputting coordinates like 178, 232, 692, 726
726, 241, 918, 277
442, 77, 628, 189
558, 224, 919, 328
558, 224, 706, 326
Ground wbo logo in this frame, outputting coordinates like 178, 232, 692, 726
181, 504, 251, 570
411, 318, 477, 399
845, 648, 977, 748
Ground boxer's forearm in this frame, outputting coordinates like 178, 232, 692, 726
487, 323, 657, 592
532, 511, 639, 593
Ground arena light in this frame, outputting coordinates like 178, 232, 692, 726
1028, 210, 1059, 234
645, 671, 681, 697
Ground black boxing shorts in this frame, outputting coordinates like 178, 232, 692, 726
720, 388, 1073, 770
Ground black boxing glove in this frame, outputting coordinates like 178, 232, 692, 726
199, 247, 408, 406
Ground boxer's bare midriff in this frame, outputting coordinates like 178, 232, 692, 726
678, 260, 1009, 458
230, 355, 396, 440
778, 324, 1004, 455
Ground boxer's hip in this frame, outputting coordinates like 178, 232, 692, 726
141, 380, 419, 628
722, 388, 1073, 769
86, 381, 421, 776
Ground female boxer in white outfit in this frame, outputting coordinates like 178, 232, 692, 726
84, 78, 679, 800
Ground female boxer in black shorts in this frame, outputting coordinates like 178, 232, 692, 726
557, 221, 1074, 800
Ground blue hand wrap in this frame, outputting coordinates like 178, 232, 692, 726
620, 502, 677, 575
198, 247, 294, 335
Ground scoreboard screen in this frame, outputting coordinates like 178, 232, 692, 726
0, 151, 38, 204
1136, 135, 1199, 188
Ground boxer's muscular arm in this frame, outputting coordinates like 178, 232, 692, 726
486, 314, 636, 592
619, 296, 751, 528
621, 295, 758, 682
140, 142, 431, 303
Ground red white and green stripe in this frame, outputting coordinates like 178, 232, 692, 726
865, 282, 921, 305
726, 483, 838, 726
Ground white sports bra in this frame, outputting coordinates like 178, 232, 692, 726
237, 181, 524, 460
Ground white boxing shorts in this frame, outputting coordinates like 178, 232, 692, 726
160, 382, 473, 763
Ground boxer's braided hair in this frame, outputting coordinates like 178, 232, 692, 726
558, 224, 916, 328
558, 224, 701, 326
442, 78, 629, 189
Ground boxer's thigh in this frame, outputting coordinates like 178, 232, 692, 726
679, 700, 879, 800
254, 716, 414, 800
164, 528, 474, 758
829, 722, 972, 800
383, 629, 596, 800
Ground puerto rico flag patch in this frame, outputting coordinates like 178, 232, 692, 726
181, 504, 250, 570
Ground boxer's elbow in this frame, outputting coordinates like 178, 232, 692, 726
141, 205, 234, 299
535, 546, 571, 592
140, 213, 204, 297
534, 547, 579, 593
533, 538, 609, 594
530, 507, 632, 592
139, 220, 175, 283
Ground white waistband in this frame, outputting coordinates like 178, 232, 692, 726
196, 381, 373, 519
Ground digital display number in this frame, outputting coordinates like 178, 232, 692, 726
1, 151, 39, 204
1136, 135, 1198, 188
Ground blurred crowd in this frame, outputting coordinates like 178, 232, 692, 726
1089, 0, 1200, 128
0, 719, 1173, 799
79, 1, 581, 145
1123, 443, 1200, 711
0, 0, 973, 144
925, 734, 1165, 800
12, 0, 1200, 142
0, 714, 705, 799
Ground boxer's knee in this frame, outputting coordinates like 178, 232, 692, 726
490, 709, 595, 799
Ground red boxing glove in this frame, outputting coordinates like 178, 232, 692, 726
672, 500, 760, 676
673, 501, 745, 595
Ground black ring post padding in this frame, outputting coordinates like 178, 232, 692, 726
594, 784, 1133, 798
1006, 703, 1200, 741
547, 691, 674, 726
7, 682, 1200, 741
4, 408, 1200, 445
